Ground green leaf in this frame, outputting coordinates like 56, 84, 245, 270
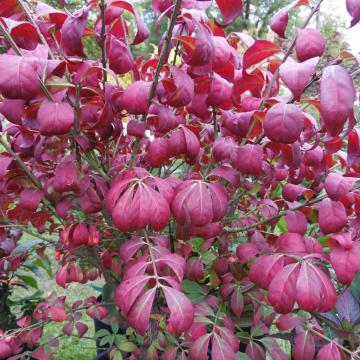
16, 274, 38, 289
91, 284, 103, 293
276, 217, 288, 233
111, 349, 123, 360
95, 329, 110, 338
33, 256, 53, 277
11, 240, 43, 256
112, 323, 120, 334
118, 341, 136, 352
202, 251, 216, 265
99, 334, 114, 347
182, 280, 206, 294
350, 272, 360, 302
236, 353, 250, 360
189, 237, 203, 253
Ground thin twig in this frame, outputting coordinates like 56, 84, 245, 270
99, 0, 108, 85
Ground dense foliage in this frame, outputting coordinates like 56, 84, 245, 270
0, 0, 360, 359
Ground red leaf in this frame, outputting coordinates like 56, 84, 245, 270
215, 0, 243, 25
60, 6, 89, 57
279, 57, 318, 100
316, 341, 345, 360
0, 55, 39, 99
270, 0, 309, 38
243, 40, 281, 71
109, 1, 150, 45
268, 263, 300, 313
38, 100, 74, 135
19, 189, 44, 212
346, 0, 360, 27
320, 65, 355, 137
0, 18, 38, 50
296, 28, 325, 62
261, 337, 288, 360
324, 173, 357, 201
263, 103, 304, 144
317, 199, 347, 234
162, 285, 194, 335
127, 287, 156, 335
231, 286, 244, 318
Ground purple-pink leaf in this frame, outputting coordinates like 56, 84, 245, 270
37, 100, 74, 136
268, 263, 299, 314
107, 34, 134, 74
162, 285, 194, 335
122, 81, 151, 115
263, 103, 304, 144
285, 211, 307, 235
189, 334, 211, 360
320, 65, 355, 137
60, 6, 89, 57
346, 0, 360, 27
19, 189, 44, 212
171, 180, 228, 226
324, 173, 357, 201
215, 0, 242, 25
127, 287, 156, 335
235, 144, 263, 175
270, 0, 309, 38
279, 57, 318, 100
317, 199, 347, 234
211, 333, 236, 360
296, 28, 325, 62
316, 341, 344, 360
0, 55, 39, 99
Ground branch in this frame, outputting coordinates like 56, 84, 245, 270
129, 0, 182, 167
99, 0, 108, 85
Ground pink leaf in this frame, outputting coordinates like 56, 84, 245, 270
19, 189, 44, 212
162, 285, 194, 335
0, 55, 39, 99
246, 341, 266, 360
320, 65, 355, 137
317, 199, 347, 234
189, 334, 211, 360
171, 180, 228, 226
121, 81, 151, 115
60, 6, 89, 57
235, 144, 263, 175
285, 211, 307, 235
243, 40, 281, 71
316, 341, 345, 360
293, 330, 315, 360
261, 337, 288, 360
127, 287, 156, 335
231, 286, 244, 318
296, 28, 325, 62
249, 254, 286, 289
38, 100, 74, 136
330, 241, 360, 285
268, 263, 300, 314
263, 103, 304, 144
296, 262, 336, 313
107, 34, 134, 74
270, 0, 309, 38
215, 0, 242, 25
211, 333, 236, 360
324, 173, 357, 201
279, 57, 318, 100
346, 0, 360, 27
115, 275, 151, 315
